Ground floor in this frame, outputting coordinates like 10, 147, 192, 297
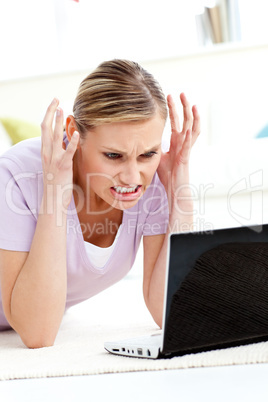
0, 363, 268, 402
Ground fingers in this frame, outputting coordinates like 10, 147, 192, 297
179, 129, 192, 163
41, 98, 59, 158
167, 94, 181, 133
64, 131, 80, 161
53, 107, 64, 147
168, 93, 200, 148
41, 98, 59, 135
191, 105, 201, 146
60, 130, 79, 173
167, 93, 195, 136
180, 93, 193, 135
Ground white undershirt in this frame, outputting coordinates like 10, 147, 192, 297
84, 225, 122, 268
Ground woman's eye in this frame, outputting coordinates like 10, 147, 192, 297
141, 151, 157, 158
104, 152, 122, 160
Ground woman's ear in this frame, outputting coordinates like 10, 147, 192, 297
66, 115, 81, 148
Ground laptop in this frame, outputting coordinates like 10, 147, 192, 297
104, 224, 268, 359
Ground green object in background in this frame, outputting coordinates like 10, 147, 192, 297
0, 117, 41, 144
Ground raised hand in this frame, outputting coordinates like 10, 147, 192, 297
157, 93, 200, 205
41, 98, 79, 210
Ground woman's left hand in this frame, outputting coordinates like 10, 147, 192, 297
157, 93, 200, 209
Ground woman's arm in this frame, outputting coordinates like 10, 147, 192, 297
143, 94, 200, 327
0, 99, 79, 348
0, 209, 68, 348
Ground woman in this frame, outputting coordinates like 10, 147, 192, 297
0, 59, 200, 348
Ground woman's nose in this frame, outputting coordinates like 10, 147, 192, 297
118, 161, 140, 185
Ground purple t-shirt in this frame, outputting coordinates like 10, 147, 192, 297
0, 137, 169, 330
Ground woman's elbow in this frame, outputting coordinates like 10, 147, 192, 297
144, 297, 163, 329
23, 337, 55, 349
154, 314, 163, 329
20, 331, 56, 349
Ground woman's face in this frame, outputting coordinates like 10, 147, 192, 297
74, 114, 165, 212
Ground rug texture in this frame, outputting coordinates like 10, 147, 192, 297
0, 277, 268, 381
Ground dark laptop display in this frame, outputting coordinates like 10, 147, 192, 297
162, 224, 268, 356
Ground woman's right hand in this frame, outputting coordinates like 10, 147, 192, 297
41, 98, 79, 209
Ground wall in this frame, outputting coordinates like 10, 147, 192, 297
0, 41, 267, 147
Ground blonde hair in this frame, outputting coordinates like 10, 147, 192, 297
73, 59, 167, 137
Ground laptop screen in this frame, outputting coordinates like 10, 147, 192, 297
162, 224, 268, 355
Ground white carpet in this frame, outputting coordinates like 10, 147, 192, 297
1, 276, 268, 381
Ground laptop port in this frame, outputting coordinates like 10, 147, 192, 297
147, 349, 151, 357
122, 348, 125, 352
137, 348, 143, 356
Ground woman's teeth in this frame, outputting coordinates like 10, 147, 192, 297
113, 185, 138, 194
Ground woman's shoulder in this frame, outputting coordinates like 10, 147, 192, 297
0, 137, 42, 174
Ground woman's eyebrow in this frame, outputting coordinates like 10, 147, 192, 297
100, 144, 162, 154
100, 146, 127, 154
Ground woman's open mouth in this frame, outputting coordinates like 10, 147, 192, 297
110, 185, 142, 201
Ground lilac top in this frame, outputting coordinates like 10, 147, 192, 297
0, 137, 169, 330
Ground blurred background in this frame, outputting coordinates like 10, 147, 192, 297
0, 0, 268, 230
0, 0, 267, 143
0, 0, 267, 81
